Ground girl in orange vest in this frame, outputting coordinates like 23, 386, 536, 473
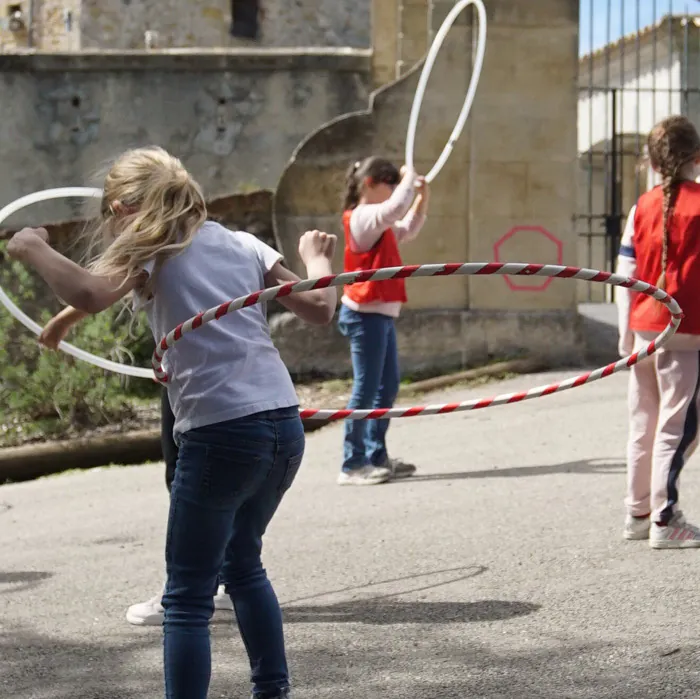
338, 157, 430, 486
616, 115, 700, 548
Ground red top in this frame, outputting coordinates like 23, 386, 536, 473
342, 209, 408, 304
631, 181, 700, 334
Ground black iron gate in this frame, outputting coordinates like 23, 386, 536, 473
577, 0, 700, 302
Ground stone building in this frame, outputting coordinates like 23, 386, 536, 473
0, 0, 370, 51
0, 0, 584, 376
577, 13, 700, 301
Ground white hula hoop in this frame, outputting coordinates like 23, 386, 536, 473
0, 188, 154, 380
405, 0, 487, 183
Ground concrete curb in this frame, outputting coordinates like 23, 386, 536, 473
0, 358, 545, 484
397, 358, 546, 395
0, 430, 162, 484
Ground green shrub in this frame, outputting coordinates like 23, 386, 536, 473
0, 246, 158, 444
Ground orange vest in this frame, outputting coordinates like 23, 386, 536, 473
631, 181, 700, 335
342, 209, 408, 305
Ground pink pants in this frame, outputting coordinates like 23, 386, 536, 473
626, 344, 700, 524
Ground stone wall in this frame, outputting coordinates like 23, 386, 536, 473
1, 0, 81, 51
0, 0, 371, 51
0, 0, 586, 378
79, 0, 371, 50
35, 0, 82, 51
0, 0, 30, 51
274, 0, 582, 370
0, 49, 370, 227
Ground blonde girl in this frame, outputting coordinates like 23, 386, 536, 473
8, 146, 337, 698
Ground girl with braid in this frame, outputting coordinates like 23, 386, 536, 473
616, 115, 700, 548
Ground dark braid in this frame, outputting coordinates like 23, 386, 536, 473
343, 160, 363, 210
647, 116, 700, 289
343, 156, 400, 210
659, 173, 676, 290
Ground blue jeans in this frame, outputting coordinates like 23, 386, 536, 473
337, 305, 400, 471
162, 407, 305, 699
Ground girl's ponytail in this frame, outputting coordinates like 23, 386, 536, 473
342, 156, 401, 211
343, 160, 362, 211
87, 147, 207, 293
658, 172, 677, 290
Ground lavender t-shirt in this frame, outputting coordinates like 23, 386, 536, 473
136, 221, 299, 442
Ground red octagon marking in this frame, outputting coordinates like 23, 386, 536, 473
493, 226, 563, 291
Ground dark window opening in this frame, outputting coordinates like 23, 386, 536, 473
230, 0, 259, 40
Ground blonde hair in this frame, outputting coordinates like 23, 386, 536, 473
87, 146, 207, 295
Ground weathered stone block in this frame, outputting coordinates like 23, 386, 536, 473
33, 0, 373, 51
468, 161, 529, 220
468, 213, 576, 311
469, 107, 576, 164
524, 161, 578, 221
485, 0, 578, 28
270, 307, 582, 381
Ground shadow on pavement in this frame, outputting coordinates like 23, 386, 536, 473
402, 459, 625, 482
286, 640, 700, 699
0, 570, 53, 594
280, 564, 487, 606
0, 625, 160, 699
283, 598, 540, 625
3, 623, 699, 698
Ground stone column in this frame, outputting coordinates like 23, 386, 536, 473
467, 0, 579, 312
372, 0, 431, 88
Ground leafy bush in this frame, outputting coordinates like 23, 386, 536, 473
0, 245, 158, 445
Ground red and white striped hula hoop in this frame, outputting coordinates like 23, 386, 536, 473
152, 262, 683, 421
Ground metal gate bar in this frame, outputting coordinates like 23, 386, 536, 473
577, 0, 700, 302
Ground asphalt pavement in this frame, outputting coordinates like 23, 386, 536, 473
2, 369, 700, 698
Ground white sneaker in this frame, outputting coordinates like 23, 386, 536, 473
126, 584, 233, 626
650, 512, 700, 549
337, 465, 392, 486
126, 590, 164, 626
383, 457, 417, 479
214, 585, 234, 611
623, 514, 650, 540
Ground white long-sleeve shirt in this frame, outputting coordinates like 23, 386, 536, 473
615, 205, 637, 356
342, 176, 426, 318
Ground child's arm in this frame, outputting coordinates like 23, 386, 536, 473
263, 230, 337, 325
38, 306, 89, 350
349, 168, 417, 252
7, 227, 145, 313
615, 206, 637, 357
393, 177, 430, 243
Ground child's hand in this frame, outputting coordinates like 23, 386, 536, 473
415, 176, 429, 194
39, 316, 72, 350
298, 230, 337, 265
7, 227, 49, 262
